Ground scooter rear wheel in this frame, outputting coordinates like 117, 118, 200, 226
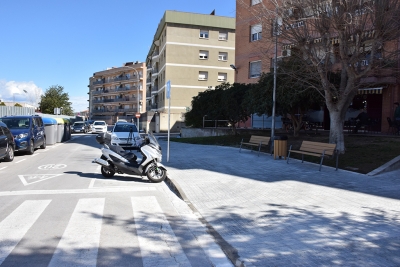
146, 164, 166, 183
101, 166, 115, 178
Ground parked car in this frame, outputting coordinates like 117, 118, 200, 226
107, 122, 142, 150
92, 121, 107, 133
72, 121, 89, 133
86, 120, 95, 131
0, 121, 15, 162
0, 115, 46, 155
85, 121, 93, 132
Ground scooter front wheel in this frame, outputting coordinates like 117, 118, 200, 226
101, 166, 115, 178
146, 164, 166, 183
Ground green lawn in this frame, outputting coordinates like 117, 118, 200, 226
170, 131, 400, 174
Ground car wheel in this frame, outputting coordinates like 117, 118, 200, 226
4, 145, 14, 162
40, 137, 46, 149
27, 140, 35, 155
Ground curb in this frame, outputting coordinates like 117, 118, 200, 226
165, 176, 253, 267
367, 155, 400, 176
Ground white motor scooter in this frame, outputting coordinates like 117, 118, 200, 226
92, 131, 167, 183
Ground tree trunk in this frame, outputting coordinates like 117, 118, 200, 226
329, 110, 346, 153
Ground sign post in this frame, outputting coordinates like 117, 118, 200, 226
166, 80, 171, 162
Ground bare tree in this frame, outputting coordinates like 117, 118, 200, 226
238, 0, 400, 152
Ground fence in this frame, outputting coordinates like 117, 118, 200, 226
0, 106, 35, 117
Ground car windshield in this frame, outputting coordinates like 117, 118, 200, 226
94, 121, 106, 126
113, 124, 137, 133
74, 122, 84, 126
0, 118, 30, 129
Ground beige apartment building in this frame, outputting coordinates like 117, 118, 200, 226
145, 10, 235, 132
88, 62, 147, 126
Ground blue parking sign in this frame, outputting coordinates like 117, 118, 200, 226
166, 80, 171, 99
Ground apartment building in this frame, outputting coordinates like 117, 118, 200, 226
88, 62, 146, 125
145, 10, 235, 132
235, 0, 400, 132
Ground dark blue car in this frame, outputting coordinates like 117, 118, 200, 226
0, 115, 46, 155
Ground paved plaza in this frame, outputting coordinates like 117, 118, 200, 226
161, 140, 400, 267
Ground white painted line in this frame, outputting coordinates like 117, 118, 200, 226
0, 167, 8, 171
88, 179, 95, 189
0, 200, 51, 265
18, 174, 63, 186
49, 198, 104, 267
31, 153, 40, 156
132, 196, 191, 267
15, 159, 26, 164
0, 187, 157, 197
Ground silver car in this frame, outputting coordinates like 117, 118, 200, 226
109, 122, 141, 150
92, 121, 107, 133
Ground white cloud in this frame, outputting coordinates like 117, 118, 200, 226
0, 80, 43, 105
70, 96, 89, 112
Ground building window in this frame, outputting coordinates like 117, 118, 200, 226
200, 30, 209, 39
199, 50, 209, 60
219, 32, 228, 41
251, 0, 262, 5
249, 61, 261, 78
198, 71, 208, 81
218, 52, 228, 61
218, 73, 227, 82
251, 24, 262, 41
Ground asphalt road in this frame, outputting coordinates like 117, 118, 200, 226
0, 133, 232, 267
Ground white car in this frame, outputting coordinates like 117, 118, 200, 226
92, 121, 107, 133
109, 122, 142, 149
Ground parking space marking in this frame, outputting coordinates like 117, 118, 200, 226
31, 153, 40, 156
38, 164, 67, 170
0, 167, 8, 171
15, 159, 26, 164
18, 174, 63, 186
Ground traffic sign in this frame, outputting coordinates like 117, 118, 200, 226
166, 80, 171, 99
135, 113, 141, 118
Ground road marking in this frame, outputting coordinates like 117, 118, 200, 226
0, 167, 7, 171
0, 200, 51, 265
31, 153, 40, 156
18, 174, 63, 186
88, 179, 95, 189
0, 187, 157, 197
14, 159, 26, 164
132, 196, 191, 267
49, 198, 104, 267
38, 164, 67, 170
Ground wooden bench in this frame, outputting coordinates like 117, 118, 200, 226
287, 141, 338, 171
239, 135, 270, 156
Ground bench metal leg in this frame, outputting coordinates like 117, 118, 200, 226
286, 145, 292, 164
257, 142, 262, 156
239, 139, 243, 153
319, 151, 326, 171
301, 154, 304, 163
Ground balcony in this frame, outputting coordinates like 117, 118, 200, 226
93, 80, 104, 85
146, 103, 158, 111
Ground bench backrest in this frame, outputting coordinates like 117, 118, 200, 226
249, 135, 270, 144
300, 141, 336, 156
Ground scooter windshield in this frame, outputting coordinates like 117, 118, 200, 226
147, 131, 160, 148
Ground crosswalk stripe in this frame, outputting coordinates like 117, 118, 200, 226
48, 198, 105, 267
131, 196, 191, 267
0, 200, 51, 265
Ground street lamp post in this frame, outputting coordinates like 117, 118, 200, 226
270, 16, 279, 153
125, 66, 141, 130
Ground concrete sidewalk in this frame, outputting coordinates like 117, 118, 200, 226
160, 140, 400, 267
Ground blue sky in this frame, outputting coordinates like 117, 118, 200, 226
0, 0, 236, 113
